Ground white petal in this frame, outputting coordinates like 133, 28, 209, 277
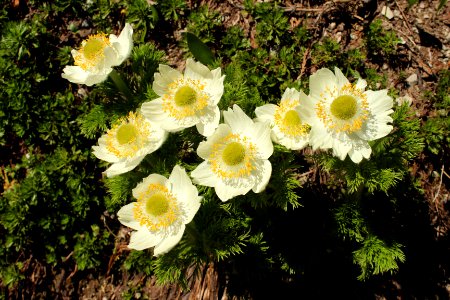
92, 145, 119, 163
117, 203, 141, 230
252, 159, 272, 193
152, 65, 183, 96
215, 181, 252, 202
281, 87, 300, 103
128, 228, 163, 251
296, 91, 316, 125
62, 66, 110, 86
105, 160, 139, 177
110, 23, 133, 65
197, 124, 231, 159
206, 69, 225, 105
355, 78, 367, 91
196, 106, 220, 137
308, 126, 332, 150
169, 165, 194, 199
249, 121, 273, 159
169, 166, 201, 223
365, 90, 394, 115
132, 173, 168, 199
224, 105, 253, 134
357, 116, 393, 141
191, 161, 218, 187
141, 98, 168, 123
153, 225, 185, 256
278, 135, 309, 150
332, 135, 352, 160
309, 68, 337, 99
254, 104, 276, 122
184, 58, 212, 80
334, 67, 349, 88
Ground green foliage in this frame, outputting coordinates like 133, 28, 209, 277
220, 26, 251, 57
186, 6, 222, 44
157, 0, 187, 22
185, 32, 215, 65
152, 195, 252, 286
365, 19, 400, 59
422, 70, 450, 155
126, 0, 158, 42
73, 224, 112, 271
251, 2, 290, 46
353, 235, 405, 280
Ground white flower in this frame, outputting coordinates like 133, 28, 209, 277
117, 165, 201, 255
255, 87, 310, 150
299, 67, 394, 163
191, 105, 273, 202
141, 58, 225, 136
62, 23, 133, 86
92, 111, 167, 177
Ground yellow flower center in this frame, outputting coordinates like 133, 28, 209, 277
162, 78, 209, 120
222, 142, 246, 166
274, 100, 310, 137
174, 86, 197, 106
315, 83, 369, 133
133, 184, 180, 232
83, 38, 106, 60
116, 124, 138, 145
209, 133, 257, 179
283, 110, 301, 126
145, 193, 169, 217
74, 34, 110, 70
105, 112, 151, 158
330, 95, 357, 120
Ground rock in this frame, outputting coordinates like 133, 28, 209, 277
396, 94, 413, 106
381, 6, 394, 20
406, 73, 418, 85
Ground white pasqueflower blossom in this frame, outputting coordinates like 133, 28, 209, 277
62, 23, 133, 86
255, 87, 310, 150
299, 67, 394, 163
191, 105, 273, 202
92, 111, 167, 177
141, 58, 225, 137
117, 165, 201, 255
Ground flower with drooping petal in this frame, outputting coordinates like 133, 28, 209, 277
298, 67, 394, 163
117, 165, 201, 255
191, 105, 273, 202
62, 23, 133, 86
92, 111, 167, 177
141, 58, 225, 136
255, 87, 310, 150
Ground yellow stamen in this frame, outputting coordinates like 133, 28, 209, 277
133, 184, 180, 232
274, 99, 309, 137
209, 133, 256, 179
105, 112, 151, 158
162, 78, 209, 120
315, 83, 369, 133
74, 33, 110, 70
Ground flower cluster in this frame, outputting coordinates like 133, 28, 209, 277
64, 23, 394, 255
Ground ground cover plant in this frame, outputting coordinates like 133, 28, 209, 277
1, 0, 449, 299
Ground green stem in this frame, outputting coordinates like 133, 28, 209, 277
109, 69, 134, 102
